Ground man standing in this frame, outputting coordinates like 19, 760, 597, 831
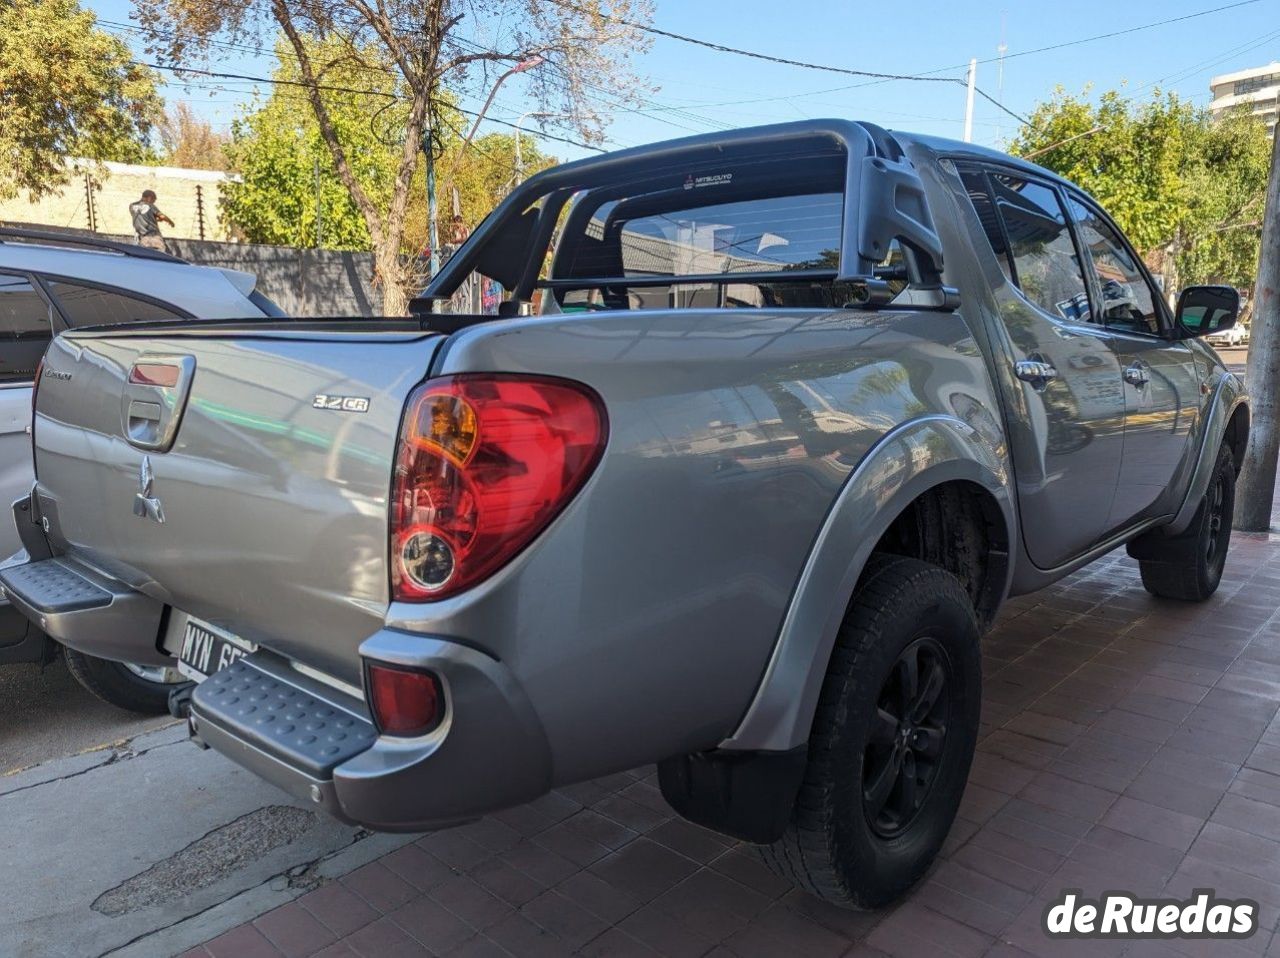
129, 190, 174, 250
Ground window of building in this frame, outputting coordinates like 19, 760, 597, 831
1064, 195, 1162, 336
0, 274, 53, 384
45, 280, 183, 327
989, 174, 1093, 323
1234, 72, 1280, 96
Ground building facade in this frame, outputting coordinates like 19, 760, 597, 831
1209, 62, 1280, 135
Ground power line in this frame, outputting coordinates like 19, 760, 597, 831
549, 0, 1035, 128
133, 60, 608, 152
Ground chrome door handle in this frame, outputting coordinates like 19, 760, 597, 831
1123, 364, 1149, 387
1015, 360, 1058, 385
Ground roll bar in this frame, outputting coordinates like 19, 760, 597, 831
417, 119, 953, 312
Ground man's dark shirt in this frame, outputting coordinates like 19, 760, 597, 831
130, 201, 163, 237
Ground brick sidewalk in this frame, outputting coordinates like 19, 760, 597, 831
186, 534, 1280, 958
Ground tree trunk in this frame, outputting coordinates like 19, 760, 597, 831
376, 244, 411, 316
1235, 119, 1280, 532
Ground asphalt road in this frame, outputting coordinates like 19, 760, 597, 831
1219, 343, 1247, 375
0, 655, 176, 775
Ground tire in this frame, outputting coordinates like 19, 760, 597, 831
63, 648, 185, 714
759, 555, 982, 909
1138, 443, 1235, 601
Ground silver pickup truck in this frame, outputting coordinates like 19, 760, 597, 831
0, 120, 1248, 908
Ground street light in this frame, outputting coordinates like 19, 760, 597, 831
513, 111, 574, 185
432, 54, 544, 278
458, 55, 545, 154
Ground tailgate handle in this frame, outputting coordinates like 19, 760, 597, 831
127, 401, 163, 445
121, 354, 196, 452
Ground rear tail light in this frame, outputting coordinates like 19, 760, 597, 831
390, 374, 607, 601
366, 662, 444, 736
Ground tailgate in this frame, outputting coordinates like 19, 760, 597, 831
33, 325, 445, 684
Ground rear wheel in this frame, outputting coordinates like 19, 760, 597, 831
1138, 443, 1235, 602
63, 648, 186, 714
760, 555, 981, 909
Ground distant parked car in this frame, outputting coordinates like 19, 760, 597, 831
0, 227, 283, 712
1206, 323, 1248, 348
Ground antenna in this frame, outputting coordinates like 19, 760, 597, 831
996, 11, 1009, 144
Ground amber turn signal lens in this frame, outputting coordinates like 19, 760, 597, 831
417, 393, 478, 463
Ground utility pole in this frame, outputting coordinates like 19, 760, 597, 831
424, 126, 440, 278
963, 58, 977, 143
314, 157, 323, 249
1237, 112, 1280, 531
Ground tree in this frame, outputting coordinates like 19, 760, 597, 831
222, 37, 396, 249
136, 0, 653, 314
221, 37, 555, 257
1008, 87, 1271, 297
158, 102, 230, 171
0, 0, 161, 200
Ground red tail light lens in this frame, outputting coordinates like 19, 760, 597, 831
366, 663, 444, 736
391, 375, 607, 601
129, 362, 181, 387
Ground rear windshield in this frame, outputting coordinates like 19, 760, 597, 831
547, 152, 898, 311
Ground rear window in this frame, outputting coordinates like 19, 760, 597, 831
551, 153, 876, 310
46, 279, 185, 326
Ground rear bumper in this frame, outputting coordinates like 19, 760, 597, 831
0, 552, 553, 831
201, 634, 553, 831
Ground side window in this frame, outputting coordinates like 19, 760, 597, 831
990, 175, 1093, 324
0, 274, 53, 384
957, 168, 1014, 283
45, 280, 182, 327
1064, 197, 1162, 336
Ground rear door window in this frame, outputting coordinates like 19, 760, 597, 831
989, 174, 1093, 324
0, 273, 54, 384
45, 280, 184, 327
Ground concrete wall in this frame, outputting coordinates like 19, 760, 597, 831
0, 160, 233, 240
164, 238, 379, 316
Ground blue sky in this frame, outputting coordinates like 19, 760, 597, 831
88, 0, 1280, 160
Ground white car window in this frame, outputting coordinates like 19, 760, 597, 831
0, 274, 53, 384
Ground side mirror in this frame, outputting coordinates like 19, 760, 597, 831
1175, 285, 1240, 339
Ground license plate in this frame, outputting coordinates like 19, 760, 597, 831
177, 616, 257, 682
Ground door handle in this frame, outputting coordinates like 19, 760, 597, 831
1015, 360, 1058, 386
1123, 363, 1149, 387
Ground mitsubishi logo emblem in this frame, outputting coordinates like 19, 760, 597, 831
133, 455, 165, 523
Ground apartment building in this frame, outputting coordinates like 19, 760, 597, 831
1209, 62, 1280, 135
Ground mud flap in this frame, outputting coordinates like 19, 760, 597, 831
657, 745, 808, 844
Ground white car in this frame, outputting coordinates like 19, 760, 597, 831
0, 227, 281, 712
1206, 324, 1248, 348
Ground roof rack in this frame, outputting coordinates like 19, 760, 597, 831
0, 227, 186, 264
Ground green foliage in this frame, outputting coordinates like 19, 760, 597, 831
0, 0, 161, 200
221, 38, 395, 248
1009, 87, 1272, 290
223, 36, 556, 252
